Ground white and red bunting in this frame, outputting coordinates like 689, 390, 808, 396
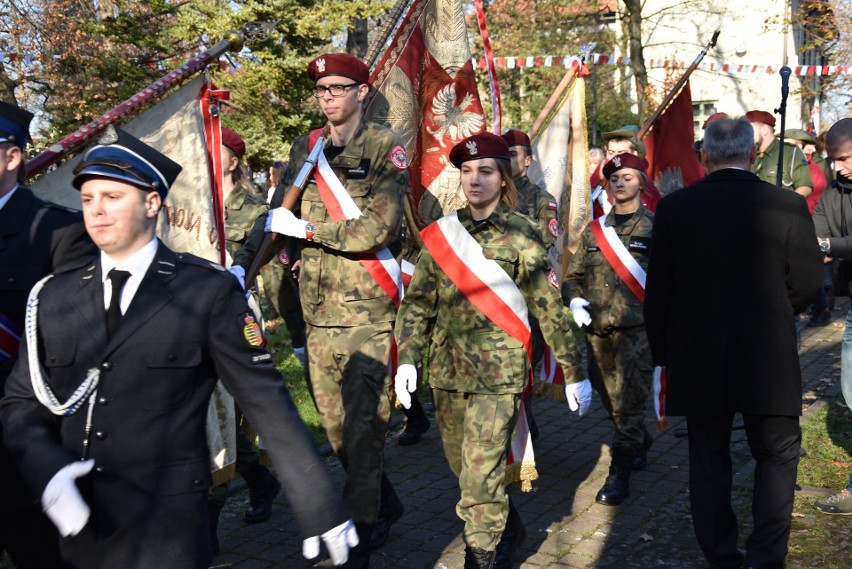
472, 54, 851, 76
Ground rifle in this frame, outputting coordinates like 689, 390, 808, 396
244, 125, 331, 288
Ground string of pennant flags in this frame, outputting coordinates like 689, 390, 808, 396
474, 54, 850, 76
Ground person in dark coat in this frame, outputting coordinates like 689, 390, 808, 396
0, 127, 356, 569
644, 118, 822, 569
0, 100, 96, 568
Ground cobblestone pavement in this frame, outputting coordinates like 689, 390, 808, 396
213, 301, 851, 569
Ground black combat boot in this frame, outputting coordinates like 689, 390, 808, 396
595, 451, 632, 506
494, 499, 526, 569
242, 464, 281, 523
369, 473, 404, 550
631, 428, 654, 471
342, 523, 373, 569
398, 397, 430, 446
464, 546, 496, 569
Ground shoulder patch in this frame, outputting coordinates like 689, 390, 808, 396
547, 201, 558, 211
390, 145, 407, 169
547, 268, 559, 289
242, 313, 265, 347
548, 218, 560, 237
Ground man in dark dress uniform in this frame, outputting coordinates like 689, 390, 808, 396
0, 100, 96, 568
1, 128, 356, 569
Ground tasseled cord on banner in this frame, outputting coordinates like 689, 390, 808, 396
26, 275, 101, 459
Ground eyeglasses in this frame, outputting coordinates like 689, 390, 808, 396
73, 158, 157, 190
312, 83, 361, 99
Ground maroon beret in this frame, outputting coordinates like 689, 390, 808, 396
703, 112, 729, 129
307, 53, 370, 86
602, 152, 647, 179
501, 129, 531, 148
449, 133, 511, 168
745, 110, 776, 129
221, 127, 245, 158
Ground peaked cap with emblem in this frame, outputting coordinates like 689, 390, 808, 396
602, 125, 646, 160
745, 110, 776, 129
0, 100, 34, 150
307, 53, 371, 86
449, 132, 511, 168
72, 126, 182, 197
602, 152, 647, 179
502, 128, 531, 148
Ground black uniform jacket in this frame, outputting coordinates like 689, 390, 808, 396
0, 185, 95, 512
0, 245, 347, 569
643, 168, 822, 417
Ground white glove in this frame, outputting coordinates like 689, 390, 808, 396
41, 459, 95, 537
302, 519, 359, 565
565, 379, 593, 416
569, 297, 592, 327
265, 207, 309, 239
228, 265, 246, 290
394, 364, 418, 410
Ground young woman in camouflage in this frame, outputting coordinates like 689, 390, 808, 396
562, 152, 655, 507
394, 133, 585, 569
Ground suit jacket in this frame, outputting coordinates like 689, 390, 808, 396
0, 244, 347, 569
643, 168, 822, 417
0, 185, 95, 513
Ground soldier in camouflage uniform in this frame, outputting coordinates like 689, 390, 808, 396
234, 54, 407, 569
747, 110, 813, 196
563, 152, 655, 507
394, 133, 585, 569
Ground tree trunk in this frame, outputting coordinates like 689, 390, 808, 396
622, 0, 649, 121
347, 17, 369, 58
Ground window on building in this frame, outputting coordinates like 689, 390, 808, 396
693, 101, 718, 140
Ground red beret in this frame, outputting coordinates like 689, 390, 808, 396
501, 129, 531, 148
221, 127, 245, 158
307, 53, 370, 86
703, 112, 729, 129
745, 110, 776, 129
602, 152, 647, 179
449, 133, 510, 168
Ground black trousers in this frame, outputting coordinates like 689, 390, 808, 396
686, 413, 800, 569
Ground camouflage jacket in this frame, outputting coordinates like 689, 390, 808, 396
223, 189, 268, 258
563, 205, 654, 335
395, 203, 581, 395
753, 138, 813, 190
276, 120, 407, 326
514, 174, 558, 251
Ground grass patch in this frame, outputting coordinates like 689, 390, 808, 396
263, 317, 327, 446
798, 394, 852, 489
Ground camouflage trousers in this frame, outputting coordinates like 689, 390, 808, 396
307, 322, 393, 524
586, 326, 653, 452
260, 261, 306, 348
433, 389, 520, 551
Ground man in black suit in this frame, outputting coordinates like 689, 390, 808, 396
0, 100, 96, 568
644, 118, 822, 569
0, 128, 356, 569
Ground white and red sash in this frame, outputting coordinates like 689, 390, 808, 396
420, 212, 538, 490
589, 216, 666, 429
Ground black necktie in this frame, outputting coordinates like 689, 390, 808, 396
106, 269, 131, 338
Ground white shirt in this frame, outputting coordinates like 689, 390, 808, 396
0, 183, 19, 212
101, 238, 159, 314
